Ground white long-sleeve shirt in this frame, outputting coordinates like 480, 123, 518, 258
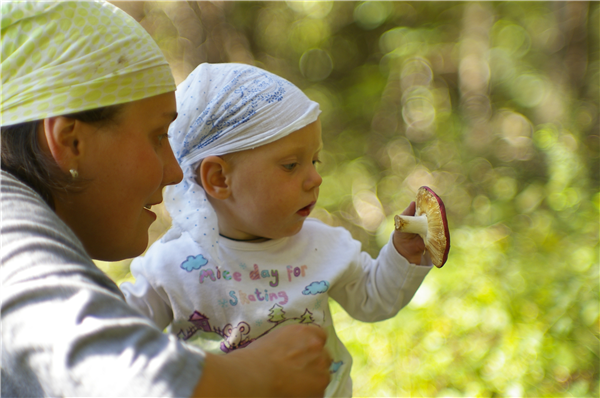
122, 218, 432, 397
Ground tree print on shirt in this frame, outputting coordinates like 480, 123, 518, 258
178, 304, 317, 353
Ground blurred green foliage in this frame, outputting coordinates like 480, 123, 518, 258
100, 1, 599, 396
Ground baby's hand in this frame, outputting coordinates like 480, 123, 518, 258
392, 202, 426, 264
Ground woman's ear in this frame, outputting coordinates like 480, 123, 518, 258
198, 156, 232, 200
41, 116, 81, 172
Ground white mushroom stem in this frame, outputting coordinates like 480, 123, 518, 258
394, 214, 429, 238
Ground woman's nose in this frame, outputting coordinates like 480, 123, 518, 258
163, 141, 184, 186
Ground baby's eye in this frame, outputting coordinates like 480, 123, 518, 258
312, 159, 322, 166
283, 163, 298, 171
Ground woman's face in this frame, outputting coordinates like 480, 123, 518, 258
54, 92, 183, 261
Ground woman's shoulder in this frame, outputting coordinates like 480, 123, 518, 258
1, 170, 84, 248
2, 170, 44, 204
1, 171, 118, 293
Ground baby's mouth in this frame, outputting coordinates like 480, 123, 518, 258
297, 202, 316, 216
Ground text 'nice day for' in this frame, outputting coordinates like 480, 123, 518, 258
181, 256, 309, 288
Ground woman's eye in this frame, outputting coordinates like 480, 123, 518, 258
156, 133, 168, 146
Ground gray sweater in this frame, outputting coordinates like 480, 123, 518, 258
1, 171, 205, 397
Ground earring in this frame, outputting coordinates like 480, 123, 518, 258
69, 169, 79, 179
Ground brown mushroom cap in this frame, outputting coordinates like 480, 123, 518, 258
416, 186, 450, 267
394, 186, 450, 268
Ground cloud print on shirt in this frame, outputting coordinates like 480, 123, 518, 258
181, 254, 209, 272
302, 281, 330, 295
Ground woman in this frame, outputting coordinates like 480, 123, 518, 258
1, 2, 330, 397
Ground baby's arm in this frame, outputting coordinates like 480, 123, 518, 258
392, 202, 427, 265
327, 225, 431, 322
120, 254, 174, 330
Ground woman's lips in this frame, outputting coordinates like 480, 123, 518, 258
143, 201, 161, 221
143, 207, 158, 221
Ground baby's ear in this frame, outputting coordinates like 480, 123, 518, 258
198, 156, 231, 200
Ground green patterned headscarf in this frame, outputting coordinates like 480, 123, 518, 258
1, 0, 176, 126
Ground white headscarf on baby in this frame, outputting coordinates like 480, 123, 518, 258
164, 63, 321, 263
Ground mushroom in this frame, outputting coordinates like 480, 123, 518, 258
394, 186, 450, 268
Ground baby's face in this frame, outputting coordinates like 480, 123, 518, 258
221, 119, 323, 241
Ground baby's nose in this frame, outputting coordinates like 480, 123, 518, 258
304, 168, 322, 191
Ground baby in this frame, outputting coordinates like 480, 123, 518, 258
121, 63, 433, 397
